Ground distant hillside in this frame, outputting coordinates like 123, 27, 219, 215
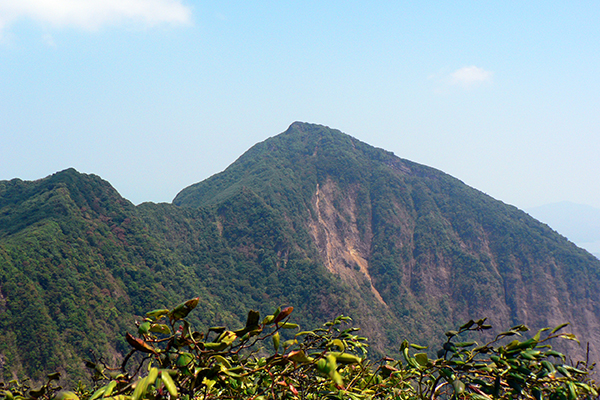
526, 201, 600, 258
1, 122, 600, 383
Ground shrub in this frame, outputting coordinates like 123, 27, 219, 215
1, 298, 597, 400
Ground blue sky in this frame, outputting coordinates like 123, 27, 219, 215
1, 1, 599, 211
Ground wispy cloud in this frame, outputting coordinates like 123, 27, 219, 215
0, 0, 192, 34
449, 66, 493, 87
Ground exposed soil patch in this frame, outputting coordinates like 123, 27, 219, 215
309, 179, 387, 306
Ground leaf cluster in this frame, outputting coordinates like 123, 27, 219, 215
2, 300, 597, 400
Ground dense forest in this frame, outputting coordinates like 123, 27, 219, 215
1, 122, 599, 386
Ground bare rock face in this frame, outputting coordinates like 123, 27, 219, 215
309, 179, 384, 305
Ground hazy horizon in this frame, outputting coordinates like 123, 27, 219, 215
2, 2, 599, 210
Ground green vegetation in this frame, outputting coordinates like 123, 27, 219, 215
2, 122, 600, 383
1, 299, 597, 399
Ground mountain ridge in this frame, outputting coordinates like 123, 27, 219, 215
1, 122, 599, 382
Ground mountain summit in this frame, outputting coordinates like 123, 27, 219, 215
1, 122, 599, 381
176, 121, 600, 354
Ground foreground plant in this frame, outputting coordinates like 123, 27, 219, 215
1, 298, 597, 400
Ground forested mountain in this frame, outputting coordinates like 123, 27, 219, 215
1, 122, 599, 383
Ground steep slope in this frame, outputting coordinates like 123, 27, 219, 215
175, 122, 600, 359
2, 122, 600, 382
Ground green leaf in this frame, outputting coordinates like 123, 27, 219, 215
559, 333, 580, 343
218, 330, 237, 345
147, 367, 159, 384
556, 365, 571, 378
132, 376, 149, 400
102, 381, 117, 398
452, 380, 466, 395
234, 310, 261, 336
295, 330, 316, 337
510, 324, 529, 332
203, 342, 228, 351
148, 323, 171, 335
272, 332, 280, 352
54, 391, 79, 400
169, 297, 199, 322
328, 352, 362, 364
246, 309, 260, 327
532, 327, 549, 342
545, 350, 565, 359
331, 371, 344, 387
316, 359, 328, 373
208, 326, 226, 337
459, 320, 475, 331
414, 353, 429, 367
89, 387, 106, 400
507, 337, 537, 350
567, 381, 578, 400
497, 330, 518, 338
145, 309, 170, 321
325, 354, 343, 386
575, 382, 597, 397
202, 378, 216, 391
161, 370, 178, 399
330, 339, 345, 350
521, 350, 541, 360
550, 323, 570, 335
176, 353, 194, 368
439, 368, 454, 379
287, 350, 313, 364
138, 321, 151, 335
563, 365, 587, 375
213, 355, 232, 368
541, 360, 556, 373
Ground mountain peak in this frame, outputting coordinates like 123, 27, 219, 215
173, 123, 388, 207
0, 167, 132, 237
284, 121, 355, 142
286, 121, 335, 133
287, 121, 313, 130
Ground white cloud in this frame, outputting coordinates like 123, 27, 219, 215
450, 66, 493, 87
0, 0, 192, 33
